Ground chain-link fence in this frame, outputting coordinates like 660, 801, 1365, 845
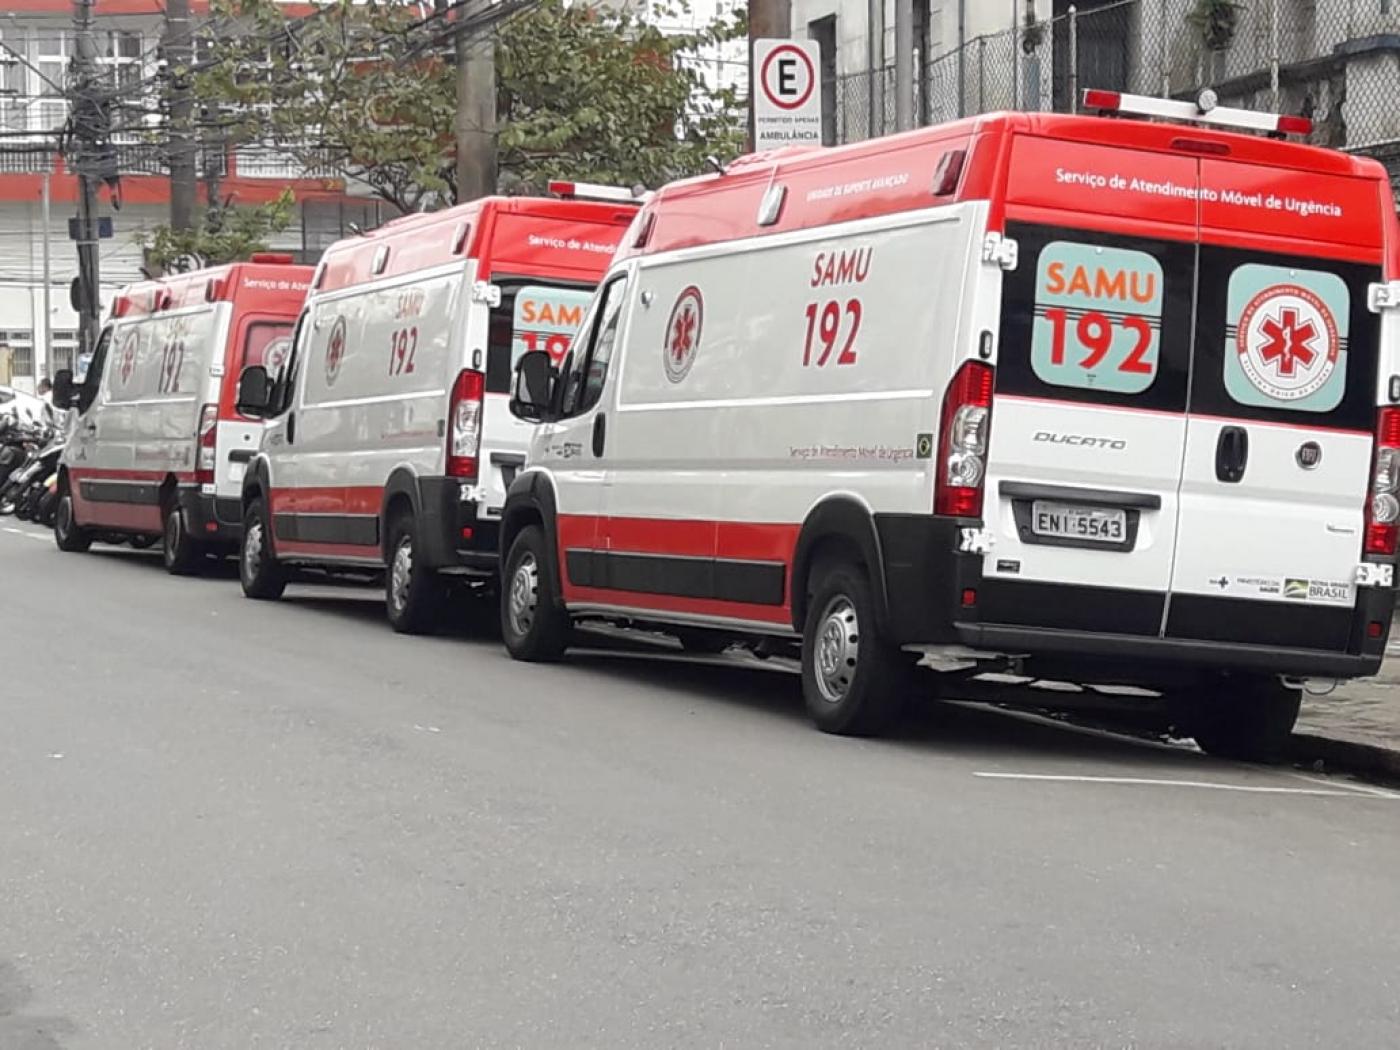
834, 0, 1400, 178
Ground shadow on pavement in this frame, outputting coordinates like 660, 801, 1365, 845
283, 590, 504, 642
252, 591, 1232, 775
0, 959, 75, 1050
562, 645, 1206, 772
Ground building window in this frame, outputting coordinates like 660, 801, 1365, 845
34, 32, 69, 133
103, 31, 143, 91
50, 330, 78, 374
0, 30, 28, 135
0, 329, 35, 380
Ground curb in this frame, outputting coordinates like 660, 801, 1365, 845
1289, 732, 1400, 786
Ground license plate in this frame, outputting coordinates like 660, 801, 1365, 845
1031, 501, 1126, 543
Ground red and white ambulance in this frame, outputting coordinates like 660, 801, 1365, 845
52, 256, 312, 573
501, 92, 1400, 759
233, 190, 635, 632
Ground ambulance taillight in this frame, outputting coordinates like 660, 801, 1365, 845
195, 404, 218, 485
934, 362, 994, 518
447, 369, 484, 479
1365, 407, 1400, 556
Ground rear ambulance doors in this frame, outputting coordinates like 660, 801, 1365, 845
985, 127, 1385, 659
215, 268, 307, 520
476, 206, 628, 516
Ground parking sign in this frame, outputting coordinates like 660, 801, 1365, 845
753, 39, 823, 151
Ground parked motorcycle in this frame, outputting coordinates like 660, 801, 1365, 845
0, 417, 44, 489
0, 427, 63, 519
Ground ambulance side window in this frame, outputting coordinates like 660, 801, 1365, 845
270, 312, 308, 415
561, 274, 629, 417
77, 327, 112, 413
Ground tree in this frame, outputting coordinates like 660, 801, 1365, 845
142, 191, 296, 273
192, 0, 745, 214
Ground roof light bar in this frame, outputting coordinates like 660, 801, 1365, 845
548, 179, 648, 205
1081, 88, 1313, 138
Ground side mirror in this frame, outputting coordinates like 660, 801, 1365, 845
510, 350, 555, 422
236, 365, 273, 418
51, 369, 75, 409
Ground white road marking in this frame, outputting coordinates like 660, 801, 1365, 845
972, 771, 1387, 798
1285, 770, 1400, 801
2, 525, 49, 542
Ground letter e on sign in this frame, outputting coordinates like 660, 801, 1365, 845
753, 39, 823, 151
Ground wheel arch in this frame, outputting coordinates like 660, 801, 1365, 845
239, 456, 272, 511
500, 469, 564, 606
380, 466, 422, 561
790, 494, 891, 635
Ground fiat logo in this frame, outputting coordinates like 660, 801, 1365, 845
1296, 441, 1322, 469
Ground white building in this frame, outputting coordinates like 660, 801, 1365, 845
0, 6, 381, 393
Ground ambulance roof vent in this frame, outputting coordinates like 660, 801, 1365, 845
1081, 88, 1312, 139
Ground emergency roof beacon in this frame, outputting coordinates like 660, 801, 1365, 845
501, 93, 1400, 760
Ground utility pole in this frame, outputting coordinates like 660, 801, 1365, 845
41, 167, 52, 378
894, 0, 914, 130
70, 0, 102, 357
455, 2, 497, 202
164, 0, 197, 234
746, 0, 791, 151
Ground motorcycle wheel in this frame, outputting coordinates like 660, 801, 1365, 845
35, 490, 58, 526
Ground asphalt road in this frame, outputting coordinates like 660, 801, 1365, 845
3, 521, 1399, 1050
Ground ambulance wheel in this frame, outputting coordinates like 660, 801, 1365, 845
162, 501, 206, 576
240, 500, 286, 601
801, 560, 911, 736
501, 525, 570, 663
1187, 675, 1302, 763
385, 512, 447, 635
53, 488, 91, 553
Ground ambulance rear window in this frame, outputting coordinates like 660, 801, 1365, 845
1192, 246, 1378, 431
998, 222, 1193, 414
241, 321, 294, 375
485, 280, 593, 393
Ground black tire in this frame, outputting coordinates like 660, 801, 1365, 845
675, 628, 731, 655
35, 489, 57, 527
385, 512, 448, 635
53, 488, 91, 553
239, 500, 287, 600
161, 500, 205, 576
1184, 675, 1302, 763
129, 535, 156, 550
800, 559, 912, 736
501, 524, 571, 662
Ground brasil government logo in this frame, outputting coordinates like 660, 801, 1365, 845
324, 315, 347, 387
664, 285, 703, 384
1235, 283, 1339, 402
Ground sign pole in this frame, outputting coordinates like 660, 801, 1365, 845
747, 0, 791, 152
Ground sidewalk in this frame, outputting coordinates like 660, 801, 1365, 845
1292, 642, 1400, 781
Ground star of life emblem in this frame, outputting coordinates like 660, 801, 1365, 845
663, 286, 703, 384
1236, 283, 1339, 402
